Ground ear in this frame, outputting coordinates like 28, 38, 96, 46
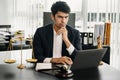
51, 14, 54, 21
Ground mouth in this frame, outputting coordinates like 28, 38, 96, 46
60, 23, 66, 27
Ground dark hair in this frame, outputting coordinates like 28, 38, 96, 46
51, 1, 71, 16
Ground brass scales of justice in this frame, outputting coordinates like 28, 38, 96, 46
4, 37, 37, 69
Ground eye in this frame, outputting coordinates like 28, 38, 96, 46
58, 16, 63, 18
65, 16, 68, 19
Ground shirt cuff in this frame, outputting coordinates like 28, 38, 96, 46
66, 44, 75, 55
43, 58, 52, 63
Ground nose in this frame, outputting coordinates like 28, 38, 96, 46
61, 18, 65, 23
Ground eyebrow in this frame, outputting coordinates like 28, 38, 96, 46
57, 15, 69, 18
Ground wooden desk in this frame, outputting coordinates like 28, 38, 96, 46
0, 63, 120, 80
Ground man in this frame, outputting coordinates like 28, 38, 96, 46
33, 1, 82, 65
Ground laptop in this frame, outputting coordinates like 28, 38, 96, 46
70, 48, 107, 70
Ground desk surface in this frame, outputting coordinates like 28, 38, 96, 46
0, 63, 120, 80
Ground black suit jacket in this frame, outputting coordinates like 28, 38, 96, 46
33, 24, 82, 62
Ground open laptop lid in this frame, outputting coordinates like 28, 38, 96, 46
71, 48, 107, 70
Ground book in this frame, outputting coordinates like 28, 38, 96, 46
35, 63, 52, 71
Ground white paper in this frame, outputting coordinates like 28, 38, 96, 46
84, 37, 88, 44
35, 63, 52, 71
89, 38, 93, 44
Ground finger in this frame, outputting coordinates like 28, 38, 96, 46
57, 27, 65, 32
56, 29, 62, 35
67, 57, 72, 62
62, 56, 71, 61
66, 60, 73, 65
60, 57, 68, 65
58, 57, 66, 64
66, 57, 73, 64
64, 56, 71, 61
62, 59, 72, 65
61, 61, 66, 65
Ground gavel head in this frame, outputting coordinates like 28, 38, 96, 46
60, 65, 69, 73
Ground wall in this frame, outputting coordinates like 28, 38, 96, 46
0, 0, 44, 38
0, 0, 9, 24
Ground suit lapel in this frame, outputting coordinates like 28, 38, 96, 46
46, 25, 53, 57
62, 41, 66, 56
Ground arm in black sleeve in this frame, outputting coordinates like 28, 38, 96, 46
70, 30, 82, 60
33, 29, 45, 62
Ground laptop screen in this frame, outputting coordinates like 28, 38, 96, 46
71, 48, 107, 70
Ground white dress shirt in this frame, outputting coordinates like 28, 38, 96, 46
43, 27, 75, 63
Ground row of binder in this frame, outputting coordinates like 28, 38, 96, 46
80, 32, 93, 45
80, 22, 111, 46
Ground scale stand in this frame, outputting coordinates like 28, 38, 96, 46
17, 37, 25, 69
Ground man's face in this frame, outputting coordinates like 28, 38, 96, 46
52, 11, 69, 29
